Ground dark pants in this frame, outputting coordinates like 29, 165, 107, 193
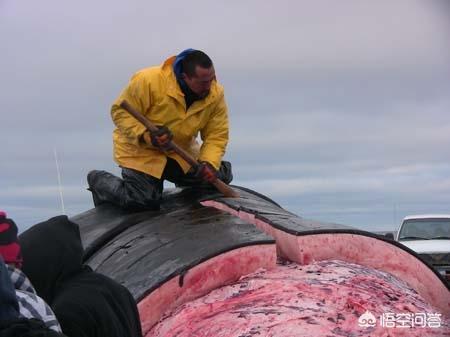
87, 158, 233, 211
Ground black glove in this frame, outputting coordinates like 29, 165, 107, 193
194, 162, 217, 183
149, 126, 173, 151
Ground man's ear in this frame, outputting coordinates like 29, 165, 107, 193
181, 72, 188, 80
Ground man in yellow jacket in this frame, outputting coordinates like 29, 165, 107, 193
87, 49, 233, 210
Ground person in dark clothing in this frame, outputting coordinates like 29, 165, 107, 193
51, 267, 142, 337
88, 49, 233, 211
19, 215, 143, 337
0, 212, 68, 337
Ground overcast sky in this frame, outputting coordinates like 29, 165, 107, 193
1, 0, 449, 232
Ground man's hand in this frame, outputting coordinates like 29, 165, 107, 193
143, 126, 173, 151
194, 161, 218, 183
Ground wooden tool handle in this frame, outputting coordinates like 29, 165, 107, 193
211, 179, 240, 198
120, 100, 239, 198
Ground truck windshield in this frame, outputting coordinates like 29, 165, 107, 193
399, 219, 450, 240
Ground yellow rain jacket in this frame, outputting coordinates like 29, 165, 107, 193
111, 56, 229, 179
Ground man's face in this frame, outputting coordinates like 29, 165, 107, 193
183, 65, 215, 98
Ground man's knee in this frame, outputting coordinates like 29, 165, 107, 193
87, 170, 124, 207
121, 168, 163, 211
122, 187, 161, 211
87, 169, 161, 211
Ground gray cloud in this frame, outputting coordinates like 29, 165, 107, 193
1, 0, 449, 232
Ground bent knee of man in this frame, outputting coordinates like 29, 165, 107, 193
122, 187, 161, 211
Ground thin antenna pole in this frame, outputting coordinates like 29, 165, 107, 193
393, 203, 397, 227
53, 148, 66, 214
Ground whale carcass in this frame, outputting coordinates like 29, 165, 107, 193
70, 186, 450, 336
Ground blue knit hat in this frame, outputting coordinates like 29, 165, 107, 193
173, 48, 196, 80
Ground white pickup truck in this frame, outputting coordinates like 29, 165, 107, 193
396, 214, 450, 283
